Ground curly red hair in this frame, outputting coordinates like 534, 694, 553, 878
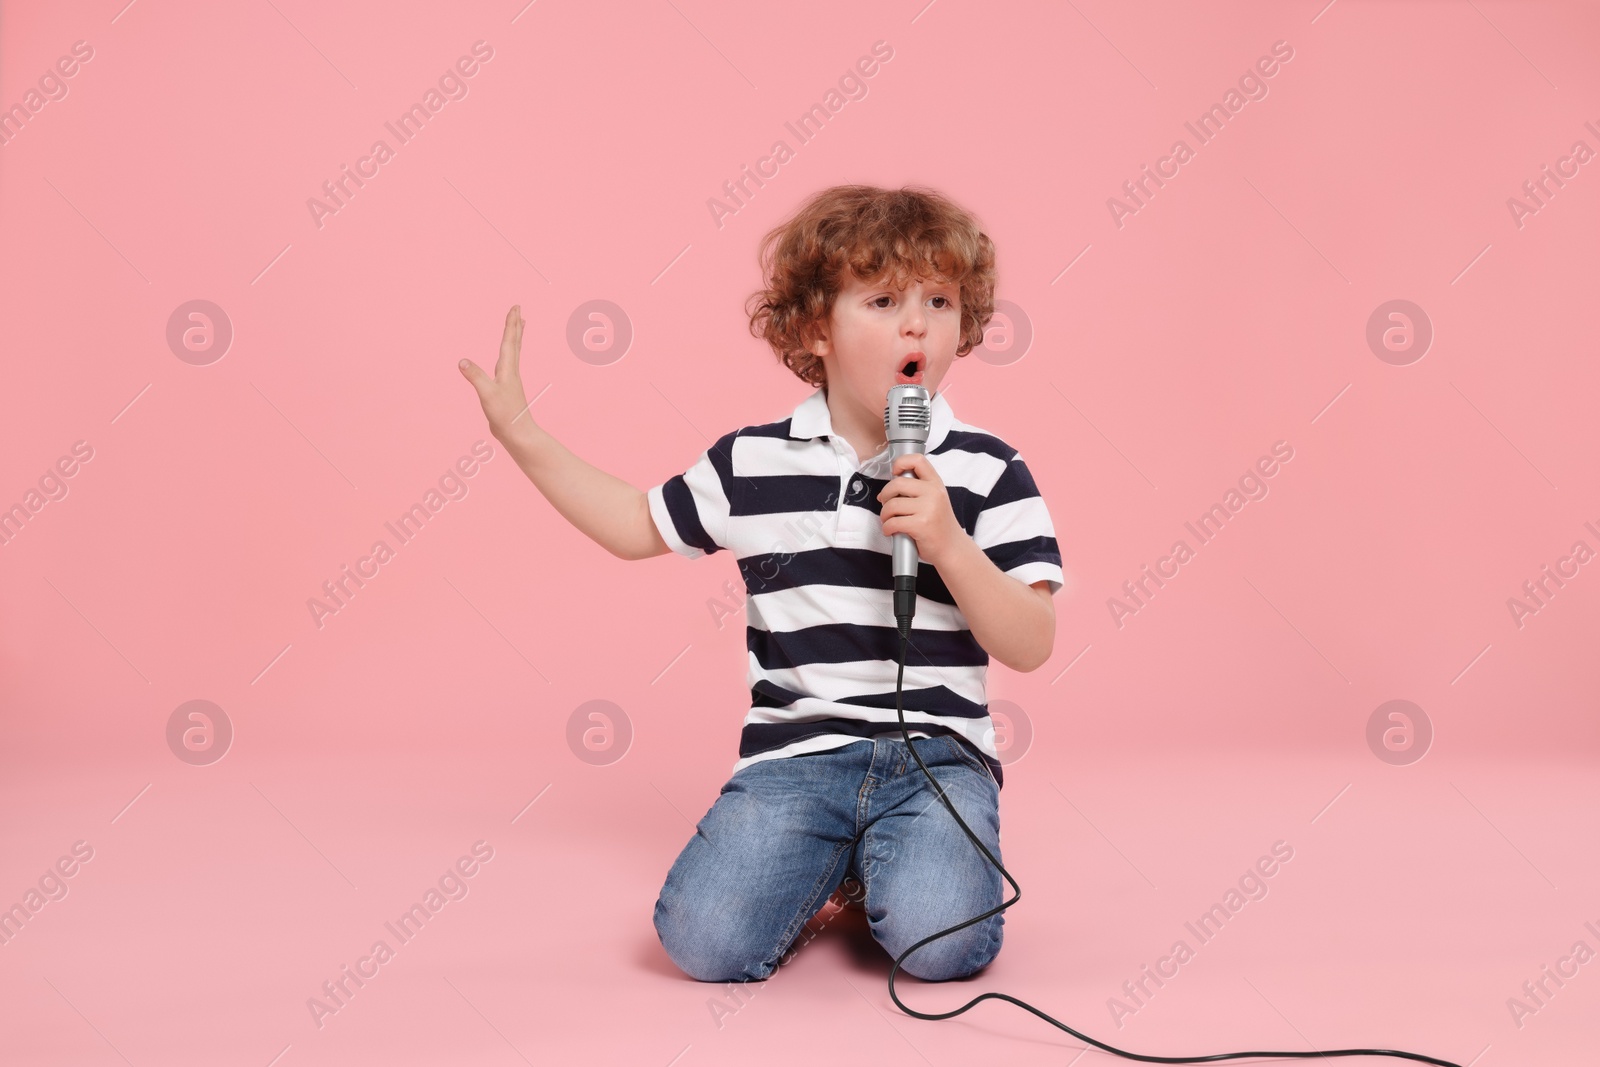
745, 185, 998, 387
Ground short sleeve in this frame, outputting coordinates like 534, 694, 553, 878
646, 431, 738, 559
972, 452, 1063, 594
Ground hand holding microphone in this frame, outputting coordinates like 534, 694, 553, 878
882, 385, 964, 639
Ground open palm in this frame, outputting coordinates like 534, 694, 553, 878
459, 304, 535, 441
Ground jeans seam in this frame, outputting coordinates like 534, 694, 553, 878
763, 834, 855, 975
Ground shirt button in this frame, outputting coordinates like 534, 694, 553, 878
849, 478, 863, 496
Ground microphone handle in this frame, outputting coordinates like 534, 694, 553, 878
889, 439, 922, 577
889, 439, 924, 635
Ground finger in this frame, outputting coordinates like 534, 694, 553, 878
906, 456, 941, 484
496, 306, 515, 376
878, 479, 922, 503
458, 357, 487, 390
497, 305, 522, 380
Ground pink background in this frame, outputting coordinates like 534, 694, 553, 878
2, 0, 1597, 1063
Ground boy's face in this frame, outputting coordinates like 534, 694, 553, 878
810, 270, 961, 426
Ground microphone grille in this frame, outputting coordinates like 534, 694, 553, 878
885, 395, 932, 433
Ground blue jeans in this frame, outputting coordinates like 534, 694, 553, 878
654, 733, 1005, 982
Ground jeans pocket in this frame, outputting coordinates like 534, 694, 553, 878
942, 735, 997, 786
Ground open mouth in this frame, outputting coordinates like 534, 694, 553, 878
894, 357, 924, 385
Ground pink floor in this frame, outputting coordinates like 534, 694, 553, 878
3, 747, 1594, 1065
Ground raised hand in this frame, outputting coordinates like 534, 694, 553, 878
459, 304, 536, 442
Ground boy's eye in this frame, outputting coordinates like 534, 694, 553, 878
872, 294, 955, 308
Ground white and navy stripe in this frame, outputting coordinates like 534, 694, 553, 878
647, 387, 1062, 788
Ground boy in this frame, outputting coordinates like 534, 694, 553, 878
459, 185, 1063, 983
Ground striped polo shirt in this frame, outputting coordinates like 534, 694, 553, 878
646, 386, 1063, 788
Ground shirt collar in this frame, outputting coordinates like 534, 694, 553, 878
788, 387, 954, 459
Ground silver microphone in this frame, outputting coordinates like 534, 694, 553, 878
885, 384, 932, 638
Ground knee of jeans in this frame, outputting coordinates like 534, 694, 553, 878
654, 889, 777, 983
891, 916, 1003, 982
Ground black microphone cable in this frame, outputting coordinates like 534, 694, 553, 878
884, 612, 1465, 1067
